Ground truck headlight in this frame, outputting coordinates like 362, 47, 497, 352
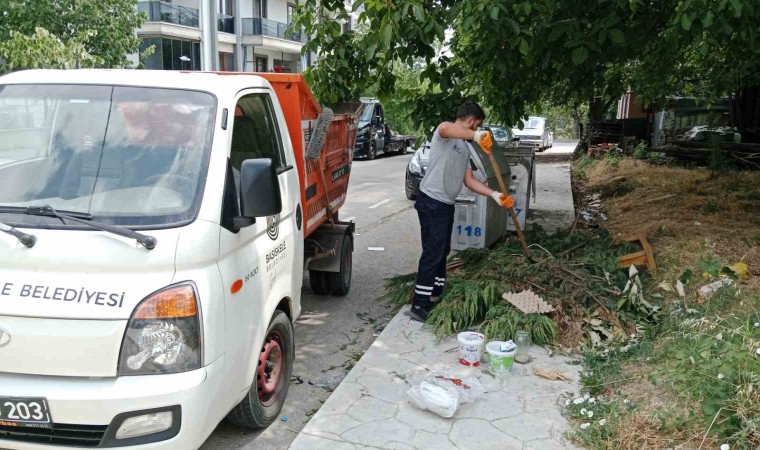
409, 153, 422, 174
118, 283, 202, 375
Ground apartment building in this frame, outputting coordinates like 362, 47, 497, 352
136, 0, 310, 73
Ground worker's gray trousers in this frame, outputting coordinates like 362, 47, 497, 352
413, 192, 454, 311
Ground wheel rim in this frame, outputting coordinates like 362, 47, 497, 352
342, 243, 352, 287
370, 144, 376, 159
257, 329, 284, 407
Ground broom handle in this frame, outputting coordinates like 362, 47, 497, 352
487, 151, 531, 258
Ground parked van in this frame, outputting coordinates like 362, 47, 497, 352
512, 116, 552, 151
0, 70, 358, 449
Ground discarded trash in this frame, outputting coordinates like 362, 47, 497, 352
676, 280, 686, 297
407, 370, 485, 418
514, 330, 532, 364
281, 417, 288, 422
368, 247, 385, 251
534, 367, 573, 381
503, 290, 555, 314
457, 332, 485, 366
486, 341, 516, 375
727, 262, 749, 279
697, 278, 733, 300
658, 281, 673, 292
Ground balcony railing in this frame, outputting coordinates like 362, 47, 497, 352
217, 14, 234, 33
241, 18, 307, 43
138, 1, 199, 28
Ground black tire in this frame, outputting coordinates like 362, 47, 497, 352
329, 234, 352, 296
227, 310, 294, 429
368, 142, 377, 160
309, 270, 331, 295
406, 189, 417, 201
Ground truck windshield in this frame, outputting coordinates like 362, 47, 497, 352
521, 117, 545, 129
0, 84, 215, 228
359, 103, 374, 122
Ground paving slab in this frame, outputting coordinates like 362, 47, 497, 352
290, 306, 584, 449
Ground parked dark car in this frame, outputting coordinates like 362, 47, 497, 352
405, 141, 430, 200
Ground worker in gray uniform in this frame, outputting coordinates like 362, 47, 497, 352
410, 102, 514, 322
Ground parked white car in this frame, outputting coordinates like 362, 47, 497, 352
512, 116, 552, 151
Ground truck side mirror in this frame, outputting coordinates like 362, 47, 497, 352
238, 158, 282, 223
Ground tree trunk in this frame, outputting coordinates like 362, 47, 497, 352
731, 85, 760, 143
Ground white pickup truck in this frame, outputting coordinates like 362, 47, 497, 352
0, 70, 358, 449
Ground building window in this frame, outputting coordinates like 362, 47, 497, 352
253, 0, 267, 18
287, 3, 296, 24
254, 56, 268, 72
140, 37, 201, 71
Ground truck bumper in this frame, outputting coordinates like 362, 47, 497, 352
0, 356, 225, 449
353, 141, 370, 158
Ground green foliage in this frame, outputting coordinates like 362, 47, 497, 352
481, 304, 557, 345
633, 142, 651, 160
0, 27, 101, 72
295, 0, 760, 134
0, 0, 145, 71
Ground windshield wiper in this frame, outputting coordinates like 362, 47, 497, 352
2, 205, 157, 250
0, 222, 36, 248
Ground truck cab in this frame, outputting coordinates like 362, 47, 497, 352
0, 70, 356, 449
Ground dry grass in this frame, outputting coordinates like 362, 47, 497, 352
581, 158, 760, 292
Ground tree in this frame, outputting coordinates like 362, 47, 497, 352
0, 0, 145, 71
294, 0, 760, 139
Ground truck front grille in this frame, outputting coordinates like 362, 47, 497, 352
0, 423, 107, 447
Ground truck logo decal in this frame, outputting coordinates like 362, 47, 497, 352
331, 164, 351, 182
0, 327, 10, 349
0, 282, 126, 308
267, 214, 280, 240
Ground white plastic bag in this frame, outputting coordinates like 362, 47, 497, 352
407, 370, 485, 418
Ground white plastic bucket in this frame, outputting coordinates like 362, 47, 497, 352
457, 332, 485, 366
486, 341, 516, 375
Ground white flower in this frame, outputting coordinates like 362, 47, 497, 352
754, 322, 759, 328
717, 373, 725, 380
588, 397, 596, 404
565, 399, 571, 406
757, 348, 760, 357
587, 411, 594, 418
599, 419, 607, 426
583, 394, 590, 400
630, 333, 636, 338
720, 445, 730, 450
623, 399, 630, 404
716, 333, 723, 341
573, 398, 585, 405
580, 423, 591, 430
580, 408, 587, 415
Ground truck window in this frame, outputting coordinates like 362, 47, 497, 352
230, 94, 286, 172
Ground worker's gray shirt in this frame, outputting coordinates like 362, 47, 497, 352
420, 126, 473, 205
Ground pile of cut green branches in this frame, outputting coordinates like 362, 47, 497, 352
382, 228, 659, 348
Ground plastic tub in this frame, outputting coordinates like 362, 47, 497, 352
457, 332, 485, 366
486, 341, 516, 375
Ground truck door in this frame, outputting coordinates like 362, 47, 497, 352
217, 90, 301, 395
374, 103, 386, 150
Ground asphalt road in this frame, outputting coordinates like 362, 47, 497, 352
200, 149, 422, 450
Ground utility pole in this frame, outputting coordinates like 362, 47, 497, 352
200, 0, 219, 71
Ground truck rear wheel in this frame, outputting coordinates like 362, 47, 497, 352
227, 310, 294, 429
329, 234, 352, 296
309, 270, 331, 295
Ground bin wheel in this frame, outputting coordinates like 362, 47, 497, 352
309, 270, 331, 295
329, 234, 352, 296
226, 310, 294, 429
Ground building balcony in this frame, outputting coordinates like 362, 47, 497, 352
218, 14, 234, 34
241, 18, 307, 43
138, 1, 199, 28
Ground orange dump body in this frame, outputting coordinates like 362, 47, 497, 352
249, 74, 359, 238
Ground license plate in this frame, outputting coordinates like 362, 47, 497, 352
0, 397, 52, 429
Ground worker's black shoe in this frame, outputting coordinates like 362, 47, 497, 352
409, 305, 430, 323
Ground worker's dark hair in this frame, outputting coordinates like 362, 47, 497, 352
456, 102, 486, 121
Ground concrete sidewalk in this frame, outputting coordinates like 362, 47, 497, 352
289, 307, 582, 450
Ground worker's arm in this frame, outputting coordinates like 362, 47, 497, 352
463, 168, 494, 196
465, 168, 516, 208
438, 122, 477, 140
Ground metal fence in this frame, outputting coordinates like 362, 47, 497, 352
241, 18, 306, 43
138, 1, 199, 28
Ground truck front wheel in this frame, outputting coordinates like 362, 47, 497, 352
227, 310, 294, 429
329, 233, 352, 296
